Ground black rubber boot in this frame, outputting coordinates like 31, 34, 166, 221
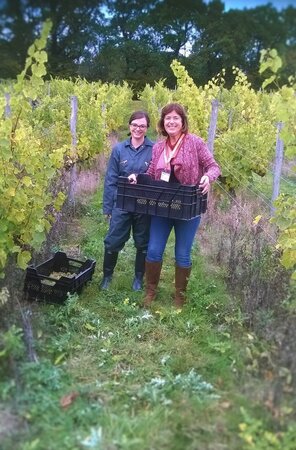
100, 250, 118, 290
132, 249, 146, 291
100, 275, 113, 290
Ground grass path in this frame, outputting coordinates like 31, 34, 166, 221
2, 185, 295, 450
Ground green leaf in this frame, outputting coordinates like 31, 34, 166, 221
285, 145, 296, 158
22, 176, 32, 187
262, 75, 276, 89
23, 86, 37, 100
54, 192, 66, 210
84, 323, 96, 331
37, 50, 48, 64
281, 249, 296, 269
259, 61, 270, 74
54, 353, 66, 365
17, 251, 31, 270
0, 139, 11, 160
32, 63, 47, 78
0, 249, 7, 270
31, 231, 46, 248
27, 44, 35, 57
35, 223, 44, 232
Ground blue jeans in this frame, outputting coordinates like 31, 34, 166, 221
146, 216, 201, 268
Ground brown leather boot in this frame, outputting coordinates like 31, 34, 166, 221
174, 265, 191, 308
143, 261, 162, 307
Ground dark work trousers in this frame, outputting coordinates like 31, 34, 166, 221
104, 208, 151, 253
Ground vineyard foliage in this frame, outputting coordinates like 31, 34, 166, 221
141, 60, 276, 189
0, 22, 295, 279
0, 22, 133, 275
140, 57, 296, 280
140, 80, 173, 131
259, 49, 296, 280
29, 77, 133, 163
0, 20, 63, 274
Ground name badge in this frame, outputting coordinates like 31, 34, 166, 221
160, 170, 170, 182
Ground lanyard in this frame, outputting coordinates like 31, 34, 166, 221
163, 134, 184, 167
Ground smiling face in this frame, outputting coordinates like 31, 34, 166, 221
163, 110, 183, 140
129, 117, 148, 141
158, 103, 188, 138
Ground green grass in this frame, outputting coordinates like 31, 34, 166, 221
1, 186, 295, 450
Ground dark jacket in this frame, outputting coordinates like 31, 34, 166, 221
103, 137, 154, 214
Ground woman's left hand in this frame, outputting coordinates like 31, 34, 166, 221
199, 175, 210, 194
128, 173, 137, 184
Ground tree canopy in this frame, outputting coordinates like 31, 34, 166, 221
0, 0, 295, 90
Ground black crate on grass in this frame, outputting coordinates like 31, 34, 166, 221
24, 251, 96, 304
116, 175, 207, 220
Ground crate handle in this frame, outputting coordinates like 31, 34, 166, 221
41, 279, 57, 287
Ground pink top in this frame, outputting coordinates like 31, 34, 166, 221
146, 133, 221, 185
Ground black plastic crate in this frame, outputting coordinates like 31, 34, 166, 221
116, 175, 207, 220
24, 251, 96, 304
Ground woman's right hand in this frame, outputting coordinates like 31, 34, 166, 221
199, 175, 210, 194
128, 173, 137, 184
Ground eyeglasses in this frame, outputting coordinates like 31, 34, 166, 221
130, 123, 147, 130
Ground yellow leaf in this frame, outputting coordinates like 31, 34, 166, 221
17, 250, 31, 269
7, 187, 16, 197
84, 323, 96, 331
22, 176, 32, 187
253, 215, 262, 225
54, 353, 66, 365
14, 211, 26, 223
245, 434, 253, 444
